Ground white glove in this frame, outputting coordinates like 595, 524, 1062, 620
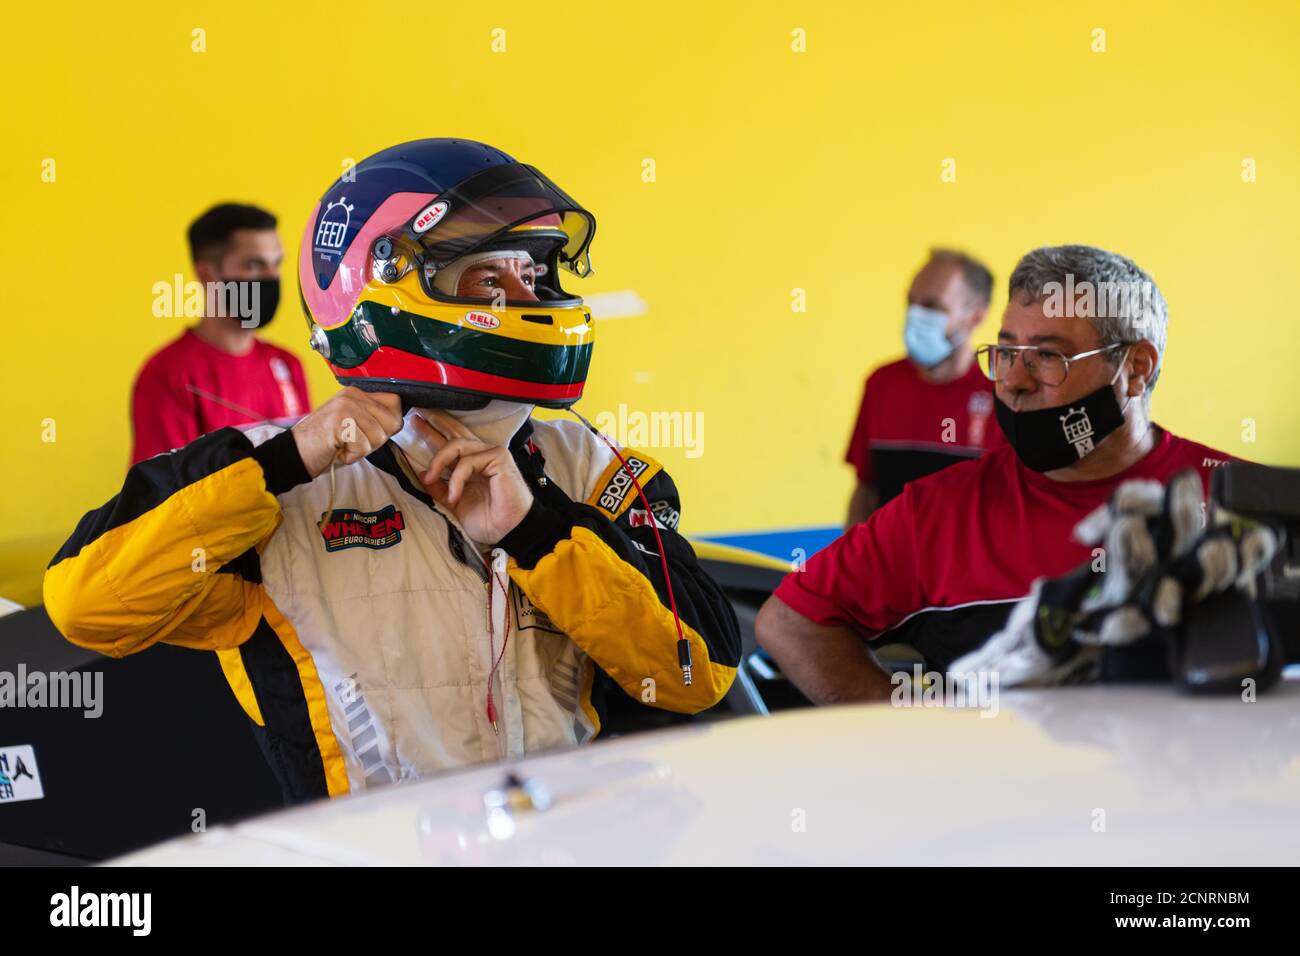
952, 469, 1278, 689
949, 578, 1101, 689
1068, 469, 1276, 644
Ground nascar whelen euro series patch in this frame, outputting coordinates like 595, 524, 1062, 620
319, 506, 405, 553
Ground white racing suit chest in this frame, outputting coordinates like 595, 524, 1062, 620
244, 418, 605, 795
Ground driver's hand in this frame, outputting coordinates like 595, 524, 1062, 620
290, 387, 404, 477
405, 408, 535, 546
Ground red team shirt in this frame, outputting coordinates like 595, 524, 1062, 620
846, 358, 1007, 503
130, 329, 311, 464
782, 427, 1233, 667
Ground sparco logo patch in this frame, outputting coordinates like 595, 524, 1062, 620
319, 505, 405, 552
598, 456, 649, 515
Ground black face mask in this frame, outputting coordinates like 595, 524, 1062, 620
214, 277, 281, 330
994, 380, 1129, 472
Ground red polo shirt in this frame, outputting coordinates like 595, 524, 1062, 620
783, 427, 1233, 667
846, 357, 1006, 504
130, 329, 311, 464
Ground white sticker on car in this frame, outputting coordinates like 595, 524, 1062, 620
0, 745, 44, 803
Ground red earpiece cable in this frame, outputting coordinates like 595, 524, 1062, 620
567, 408, 692, 686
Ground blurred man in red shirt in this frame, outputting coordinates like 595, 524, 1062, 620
845, 249, 1004, 526
131, 203, 310, 464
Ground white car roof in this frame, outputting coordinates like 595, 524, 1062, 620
112, 675, 1300, 866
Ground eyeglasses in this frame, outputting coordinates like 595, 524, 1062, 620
975, 342, 1125, 387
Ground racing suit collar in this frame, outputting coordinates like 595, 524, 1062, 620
388, 401, 534, 477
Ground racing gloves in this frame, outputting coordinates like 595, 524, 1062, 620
952, 469, 1279, 690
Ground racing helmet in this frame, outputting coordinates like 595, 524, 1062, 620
298, 139, 597, 409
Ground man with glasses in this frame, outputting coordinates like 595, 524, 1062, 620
756, 245, 1233, 702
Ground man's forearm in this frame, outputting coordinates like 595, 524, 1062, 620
755, 594, 894, 705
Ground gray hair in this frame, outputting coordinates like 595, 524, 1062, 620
1007, 244, 1167, 398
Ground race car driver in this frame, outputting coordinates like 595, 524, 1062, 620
756, 244, 1238, 703
44, 138, 741, 804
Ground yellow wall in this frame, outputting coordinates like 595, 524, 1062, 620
3, 1, 1298, 599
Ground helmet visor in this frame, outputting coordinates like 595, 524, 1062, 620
409, 163, 595, 277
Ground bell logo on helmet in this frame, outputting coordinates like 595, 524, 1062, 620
464, 311, 501, 330
412, 200, 449, 234
314, 196, 354, 259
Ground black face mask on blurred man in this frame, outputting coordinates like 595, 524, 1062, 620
211, 276, 281, 330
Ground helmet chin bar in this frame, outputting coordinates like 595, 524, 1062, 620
344, 377, 581, 413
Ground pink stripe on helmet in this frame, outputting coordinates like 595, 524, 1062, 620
298, 191, 435, 330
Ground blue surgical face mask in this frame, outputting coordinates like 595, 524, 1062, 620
903, 304, 954, 368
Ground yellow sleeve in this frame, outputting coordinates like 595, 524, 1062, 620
498, 451, 740, 714
43, 427, 308, 657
